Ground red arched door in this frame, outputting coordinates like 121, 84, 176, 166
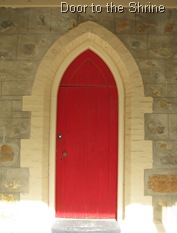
56, 50, 118, 219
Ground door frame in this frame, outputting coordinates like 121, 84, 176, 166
49, 43, 125, 221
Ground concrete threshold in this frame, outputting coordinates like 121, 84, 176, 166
51, 219, 121, 233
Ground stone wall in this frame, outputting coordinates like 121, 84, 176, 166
0, 6, 177, 231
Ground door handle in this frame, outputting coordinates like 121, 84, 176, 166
62, 151, 67, 157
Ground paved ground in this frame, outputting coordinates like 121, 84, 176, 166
51, 219, 121, 233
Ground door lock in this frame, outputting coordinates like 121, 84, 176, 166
62, 151, 67, 157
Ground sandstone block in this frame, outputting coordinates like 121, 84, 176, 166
145, 168, 177, 195
0, 139, 20, 167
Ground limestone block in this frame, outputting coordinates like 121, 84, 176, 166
153, 141, 177, 167
51, 9, 77, 34
0, 35, 17, 60
115, 8, 135, 34
148, 35, 177, 58
0, 8, 29, 34
0, 60, 39, 81
118, 34, 148, 58
78, 7, 115, 33
144, 114, 168, 140
0, 167, 29, 193
136, 58, 166, 84
2, 81, 32, 96
0, 101, 11, 117
169, 114, 177, 140
0, 139, 20, 167
145, 168, 177, 195
28, 8, 51, 34
153, 98, 177, 113
0, 117, 30, 139
17, 34, 59, 61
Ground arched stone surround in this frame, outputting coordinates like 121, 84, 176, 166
21, 21, 153, 222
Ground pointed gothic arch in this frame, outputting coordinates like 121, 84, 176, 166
21, 21, 152, 222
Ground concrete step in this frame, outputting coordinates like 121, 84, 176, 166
51, 219, 121, 233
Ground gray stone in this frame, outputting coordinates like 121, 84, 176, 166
0, 61, 39, 81
115, 8, 136, 34
0, 117, 30, 139
0, 96, 22, 101
153, 98, 177, 113
169, 114, 177, 140
2, 81, 32, 96
148, 35, 177, 58
0, 35, 17, 60
136, 58, 166, 84
0, 8, 29, 34
135, 10, 172, 35
52, 219, 121, 233
153, 141, 177, 167
144, 84, 177, 98
0, 139, 20, 167
118, 34, 148, 58
78, 7, 115, 33
12, 101, 22, 112
144, 84, 166, 97
0, 101, 11, 117
166, 85, 177, 97
166, 59, 177, 84
51, 9, 77, 34
152, 196, 173, 221
28, 8, 52, 34
0, 167, 29, 193
12, 111, 31, 118
161, 9, 177, 34
17, 35, 59, 61
144, 114, 168, 140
